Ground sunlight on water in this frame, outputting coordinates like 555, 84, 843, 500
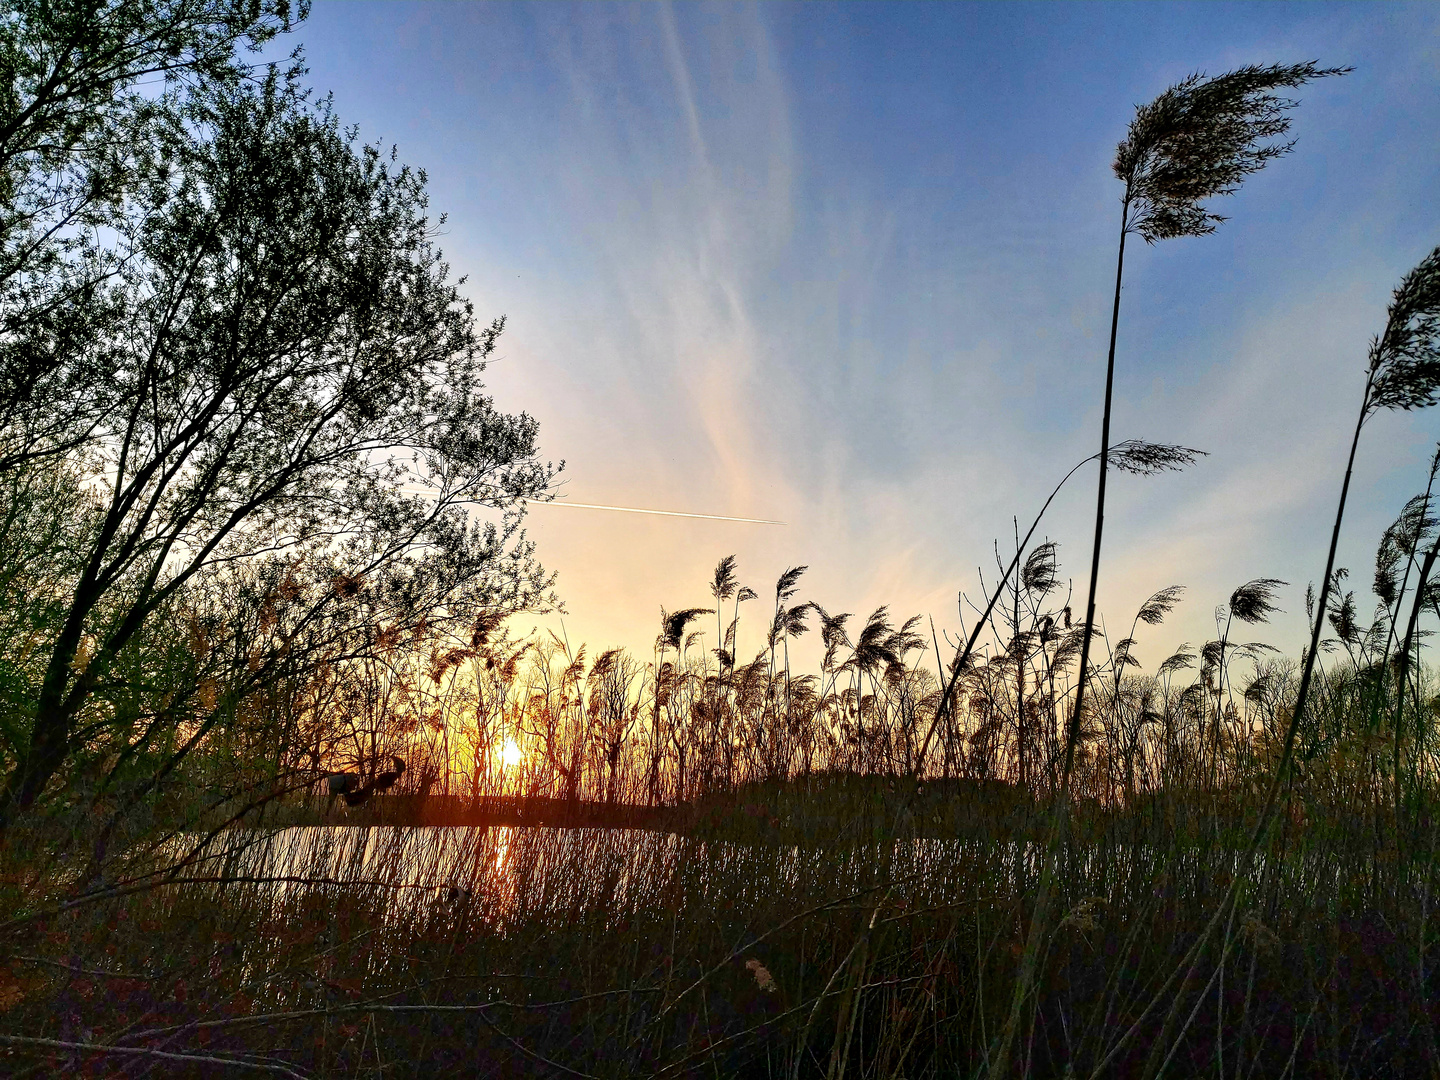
204, 826, 695, 930
213, 827, 984, 928
180, 825, 1321, 936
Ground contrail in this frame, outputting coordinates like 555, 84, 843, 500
522, 498, 785, 526
379, 483, 786, 526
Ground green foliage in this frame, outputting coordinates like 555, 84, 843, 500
0, 0, 305, 472
0, 9, 558, 831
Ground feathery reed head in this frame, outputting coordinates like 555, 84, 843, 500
588, 647, 620, 683
769, 601, 814, 646
814, 606, 853, 652
710, 555, 739, 602
1201, 640, 1226, 668
469, 610, 505, 650
1113, 637, 1142, 670
1136, 584, 1186, 626
775, 565, 808, 602
1159, 643, 1196, 675
1374, 491, 1436, 607
1021, 541, 1060, 596
1108, 440, 1207, 475
1326, 588, 1362, 645
1366, 246, 1440, 414
1115, 62, 1348, 243
1228, 578, 1286, 624
659, 607, 712, 651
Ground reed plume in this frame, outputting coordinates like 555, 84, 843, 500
996, 61, 1346, 1080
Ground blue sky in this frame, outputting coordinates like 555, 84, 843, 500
295, 1, 1438, 669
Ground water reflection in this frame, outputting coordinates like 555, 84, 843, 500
197, 825, 1340, 930
216, 826, 699, 929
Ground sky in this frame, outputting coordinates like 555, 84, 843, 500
291, 1, 1439, 672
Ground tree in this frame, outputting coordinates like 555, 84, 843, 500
0, 0, 305, 473
0, 72, 558, 830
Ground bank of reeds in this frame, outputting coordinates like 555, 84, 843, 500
3, 599, 1439, 1078
8, 367, 1440, 1077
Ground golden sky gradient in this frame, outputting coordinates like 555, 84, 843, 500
298, 1, 1440, 673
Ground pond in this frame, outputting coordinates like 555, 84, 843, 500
175, 824, 1338, 930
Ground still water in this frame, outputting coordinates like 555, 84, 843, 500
184, 825, 1333, 929
185, 825, 1054, 931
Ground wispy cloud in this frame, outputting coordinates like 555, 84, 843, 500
299, 1, 1440, 665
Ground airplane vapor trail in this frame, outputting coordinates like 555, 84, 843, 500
521, 499, 785, 526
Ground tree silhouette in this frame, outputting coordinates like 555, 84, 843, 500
0, 74, 558, 830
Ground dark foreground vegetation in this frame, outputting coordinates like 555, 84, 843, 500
2, 3, 1440, 1078
3, 755, 1438, 1080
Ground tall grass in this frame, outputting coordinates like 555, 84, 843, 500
5, 517, 1440, 1077
7, 417, 1440, 1077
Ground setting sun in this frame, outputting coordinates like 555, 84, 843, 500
499, 738, 525, 770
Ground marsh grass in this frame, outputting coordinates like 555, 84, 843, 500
6, 497, 1440, 1077
2, 674, 1437, 1080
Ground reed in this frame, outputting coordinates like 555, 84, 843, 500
4, 505, 1440, 1078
